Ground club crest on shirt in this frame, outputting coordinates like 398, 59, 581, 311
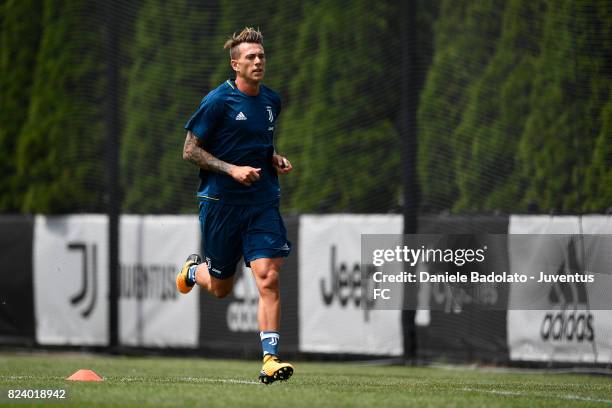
266, 106, 273, 122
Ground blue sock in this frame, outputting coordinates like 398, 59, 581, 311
187, 264, 198, 285
260, 331, 279, 357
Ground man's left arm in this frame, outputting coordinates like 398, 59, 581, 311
272, 152, 292, 174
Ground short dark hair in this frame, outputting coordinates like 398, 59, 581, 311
224, 27, 264, 59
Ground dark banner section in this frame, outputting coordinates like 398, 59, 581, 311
198, 215, 299, 357
280, 215, 299, 353
0, 216, 35, 345
415, 215, 509, 362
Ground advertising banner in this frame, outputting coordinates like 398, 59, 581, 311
33, 215, 109, 345
507, 215, 612, 363
299, 215, 403, 356
119, 215, 199, 347
34, 215, 201, 347
414, 215, 510, 362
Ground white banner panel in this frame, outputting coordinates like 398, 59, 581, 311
299, 215, 403, 355
119, 215, 199, 347
507, 215, 612, 363
577, 215, 612, 363
34, 215, 109, 345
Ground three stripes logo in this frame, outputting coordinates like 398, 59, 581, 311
68, 242, 98, 318
540, 238, 594, 342
235, 112, 247, 120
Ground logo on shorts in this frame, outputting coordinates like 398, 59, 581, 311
205, 257, 223, 275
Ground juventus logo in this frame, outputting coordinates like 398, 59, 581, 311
266, 106, 273, 122
269, 337, 278, 346
68, 242, 98, 318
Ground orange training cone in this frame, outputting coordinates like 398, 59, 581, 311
66, 369, 103, 382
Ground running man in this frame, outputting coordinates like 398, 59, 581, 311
176, 27, 294, 384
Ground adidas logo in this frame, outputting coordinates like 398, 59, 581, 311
235, 112, 247, 120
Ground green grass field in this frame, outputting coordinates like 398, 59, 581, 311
1, 353, 611, 407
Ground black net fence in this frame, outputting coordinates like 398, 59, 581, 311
1, 0, 612, 364
2, 0, 610, 216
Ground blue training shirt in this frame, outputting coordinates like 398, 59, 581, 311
184, 79, 282, 205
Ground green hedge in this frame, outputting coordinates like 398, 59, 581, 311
1, 0, 610, 214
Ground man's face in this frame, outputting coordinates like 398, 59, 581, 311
232, 42, 266, 83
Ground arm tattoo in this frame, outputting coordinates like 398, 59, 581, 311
183, 132, 232, 175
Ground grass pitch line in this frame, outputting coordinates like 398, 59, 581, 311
1, 376, 38, 380
114, 376, 260, 385
177, 376, 260, 385
1, 374, 260, 386
435, 363, 612, 376
462, 387, 612, 404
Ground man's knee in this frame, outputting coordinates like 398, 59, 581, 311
251, 258, 282, 294
258, 268, 280, 293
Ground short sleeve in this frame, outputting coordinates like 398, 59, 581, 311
184, 92, 224, 140
275, 92, 282, 116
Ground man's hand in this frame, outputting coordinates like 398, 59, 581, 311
273, 154, 293, 174
230, 166, 261, 186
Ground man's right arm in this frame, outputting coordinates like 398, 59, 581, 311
182, 131, 261, 186
183, 130, 233, 174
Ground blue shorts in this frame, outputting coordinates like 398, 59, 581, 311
199, 200, 292, 279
